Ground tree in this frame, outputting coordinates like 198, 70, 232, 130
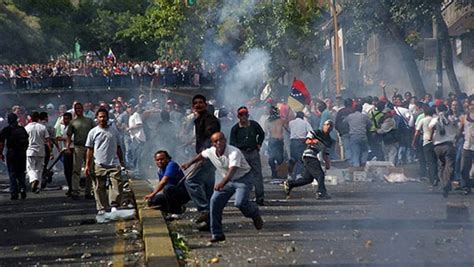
343, 0, 467, 96
240, 1, 326, 79
433, 6, 461, 95
0, 2, 47, 63
119, 0, 188, 60
342, 0, 436, 97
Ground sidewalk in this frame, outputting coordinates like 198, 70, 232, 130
0, 172, 144, 266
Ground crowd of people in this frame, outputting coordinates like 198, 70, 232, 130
0, 58, 225, 90
0, 84, 473, 242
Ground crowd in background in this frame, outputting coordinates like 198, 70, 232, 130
0, 85, 473, 212
0, 58, 226, 90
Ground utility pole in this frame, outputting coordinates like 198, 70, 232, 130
329, 0, 341, 97
433, 18, 443, 97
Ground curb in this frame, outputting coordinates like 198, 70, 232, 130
131, 179, 179, 267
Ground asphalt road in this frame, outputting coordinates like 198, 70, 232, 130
168, 177, 474, 266
0, 171, 144, 266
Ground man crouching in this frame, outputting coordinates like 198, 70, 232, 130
181, 132, 263, 243
144, 150, 190, 214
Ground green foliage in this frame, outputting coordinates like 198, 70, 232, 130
240, 1, 325, 75
0, 2, 47, 63
119, 0, 187, 60
341, 0, 443, 50
0, 0, 327, 74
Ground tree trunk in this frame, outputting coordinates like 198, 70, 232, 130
435, 10, 462, 95
385, 25, 427, 97
373, 1, 426, 97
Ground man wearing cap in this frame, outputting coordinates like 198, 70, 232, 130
0, 113, 29, 200
230, 106, 266, 205
66, 102, 95, 199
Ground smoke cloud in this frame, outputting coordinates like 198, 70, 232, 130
220, 48, 270, 106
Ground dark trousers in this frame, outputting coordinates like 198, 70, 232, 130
434, 142, 455, 190
242, 149, 264, 202
185, 159, 215, 213
423, 143, 438, 184
7, 150, 27, 196
267, 138, 284, 178
288, 156, 326, 195
415, 136, 426, 177
368, 132, 384, 161
461, 149, 474, 188
149, 184, 190, 213
62, 151, 73, 191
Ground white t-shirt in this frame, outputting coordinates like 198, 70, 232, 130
85, 125, 120, 166
201, 144, 251, 182
429, 115, 458, 146
416, 116, 433, 146
128, 112, 146, 142
289, 118, 313, 139
25, 122, 49, 157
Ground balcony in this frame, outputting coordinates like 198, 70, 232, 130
442, 0, 474, 36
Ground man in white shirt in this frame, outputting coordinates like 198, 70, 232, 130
127, 104, 146, 177
25, 112, 50, 193
288, 111, 313, 179
413, 106, 438, 186
85, 108, 125, 217
182, 132, 263, 243
429, 104, 458, 197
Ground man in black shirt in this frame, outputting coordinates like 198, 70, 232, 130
230, 106, 265, 205
0, 113, 29, 200
184, 95, 220, 229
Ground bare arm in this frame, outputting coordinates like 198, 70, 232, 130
84, 147, 94, 177
181, 153, 204, 170
412, 130, 420, 149
144, 176, 169, 200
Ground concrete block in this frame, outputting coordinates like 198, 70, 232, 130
353, 171, 372, 182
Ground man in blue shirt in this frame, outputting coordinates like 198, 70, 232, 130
145, 150, 190, 214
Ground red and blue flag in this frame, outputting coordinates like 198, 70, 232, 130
288, 78, 311, 112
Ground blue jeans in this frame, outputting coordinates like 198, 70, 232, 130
289, 139, 306, 178
210, 173, 260, 238
340, 134, 352, 162
267, 138, 284, 178
130, 139, 145, 176
123, 134, 133, 169
185, 159, 216, 213
350, 135, 368, 167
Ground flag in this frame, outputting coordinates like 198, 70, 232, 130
106, 48, 116, 63
287, 78, 311, 112
260, 82, 272, 101
73, 41, 82, 60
